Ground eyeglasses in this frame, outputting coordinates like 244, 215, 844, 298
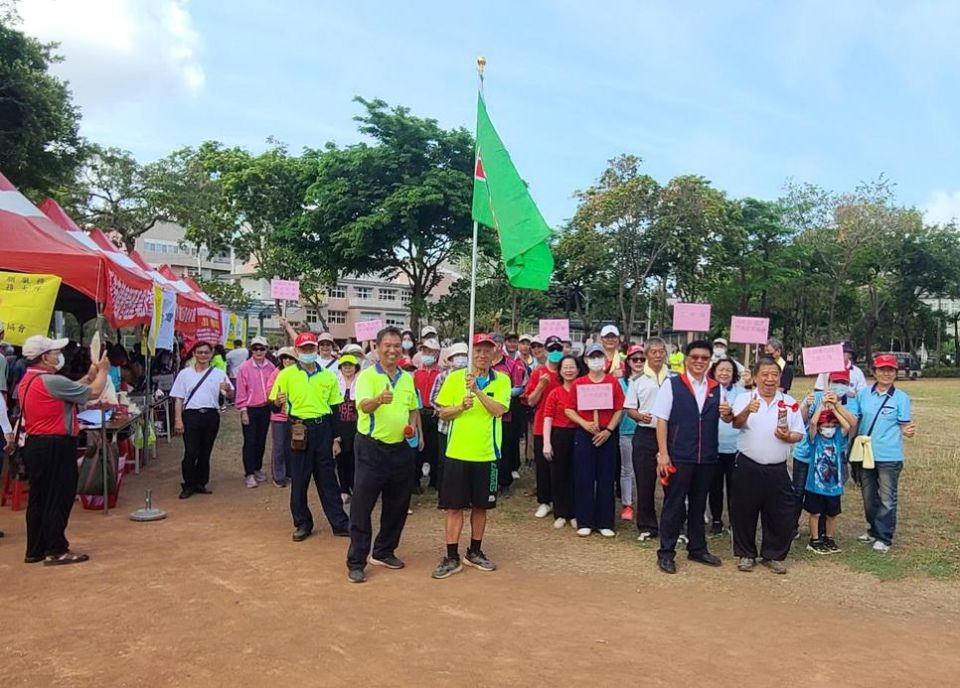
687, 354, 711, 362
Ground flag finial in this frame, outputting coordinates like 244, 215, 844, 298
477, 56, 486, 77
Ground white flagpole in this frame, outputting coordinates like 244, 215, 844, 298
468, 56, 486, 372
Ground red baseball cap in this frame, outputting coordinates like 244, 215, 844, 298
473, 333, 496, 346
828, 369, 850, 383
295, 332, 318, 347
873, 354, 897, 370
819, 409, 837, 424
626, 344, 644, 358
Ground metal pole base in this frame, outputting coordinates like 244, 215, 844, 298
129, 488, 167, 522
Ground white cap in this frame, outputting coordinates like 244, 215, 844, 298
341, 343, 363, 356
250, 336, 268, 347
713, 337, 728, 346
276, 346, 297, 360
519, 333, 533, 342
600, 325, 620, 338
317, 332, 335, 343
421, 325, 438, 338
421, 338, 441, 351
23, 335, 69, 359
445, 342, 468, 359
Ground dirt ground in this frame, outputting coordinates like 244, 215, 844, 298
3, 410, 960, 688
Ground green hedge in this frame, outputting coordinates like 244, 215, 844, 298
920, 367, 960, 378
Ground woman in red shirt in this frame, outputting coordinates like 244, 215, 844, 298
565, 343, 625, 538
542, 355, 583, 530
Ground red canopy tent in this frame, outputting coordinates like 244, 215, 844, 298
0, 173, 153, 328
155, 265, 222, 344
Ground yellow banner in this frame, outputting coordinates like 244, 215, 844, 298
148, 284, 163, 355
0, 272, 62, 345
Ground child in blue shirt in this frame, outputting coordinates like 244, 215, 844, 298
805, 405, 852, 554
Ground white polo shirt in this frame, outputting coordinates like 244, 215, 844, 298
651, 373, 709, 421
624, 367, 672, 428
171, 365, 232, 410
732, 390, 804, 464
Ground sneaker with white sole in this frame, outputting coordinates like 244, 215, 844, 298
511, 470, 521, 480
599, 529, 616, 538
341, 493, 351, 506
678, 534, 689, 545
570, 519, 577, 529
858, 532, 877, 544
552, 517, 567, 529
637, 531, 655, 542
576, 527, 592, 537
534, 503, 552, 519
253, 470, 267, 483
431, 556, 463, 579
244, 475, 258, 488
872, 540, 891, 553
464, 549, 496, 572
422, 463, 430, 477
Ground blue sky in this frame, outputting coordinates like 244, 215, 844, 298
19, 0, 960, 226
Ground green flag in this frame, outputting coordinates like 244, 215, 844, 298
472, 94, 554, 290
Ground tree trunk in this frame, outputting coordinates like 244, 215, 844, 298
828, 282, 840, 341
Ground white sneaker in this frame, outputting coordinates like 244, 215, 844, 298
678, 534, 689, 545
253, 470, 267, 483
553, 517, 567, 529
244, 475, 258, 488
637, 531, 653, 542
421, 463, 430, 477
534, 503, 552, 519
576, 527, 592, 537
858, 532, 877, 543
341, 493, 351, 506
872, 540, 891, 553
599, 529, 616, 538
570, 519, 578, 529
511, 470, 521, 480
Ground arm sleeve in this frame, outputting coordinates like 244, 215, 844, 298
436, 373, 459, 408
220, 370, 234, 390
42, 375, 92, 405
234, 367, 249, 409
786, 396, 805, 434
731, 392, 751, 416
651, 381, 674, 421
613, 378, 626, 409
170, 371, 187, 400
429, 373, 446, 410
354, 370, 376, 404
268, 369, 284, 402
327, 374, 344, 406
543, 389, 558, 420
623, 378, 640, 410
523, 369, 540, 398
0, 394, 12, 434
490, 376, 511, 409
897, 393, 911, 423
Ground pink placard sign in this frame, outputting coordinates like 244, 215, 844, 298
539, 318, 570, 341
354, 319, 383, 342
802, 343, 846, 376
729, 316, 770, 344
576, 383, 614, 411
270, 279, 300, 301
672, 303, 712, 332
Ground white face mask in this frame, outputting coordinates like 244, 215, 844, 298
820, 426, 837, 439
586, 357, 605, 372
451, 355, 468, 369
55, 353, 65, 371
713, 347, 726, 358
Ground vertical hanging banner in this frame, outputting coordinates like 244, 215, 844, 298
196, 305, 222, 343
0, 272, 62, 345
155, 289, 177, 352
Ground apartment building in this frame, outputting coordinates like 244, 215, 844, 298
134, 221, 234, 279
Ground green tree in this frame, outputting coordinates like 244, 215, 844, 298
301, 97, 478, 334
0, 17, 84, 195
194, 276, 254, 312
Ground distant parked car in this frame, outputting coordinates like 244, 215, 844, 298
878, 351, 922, 380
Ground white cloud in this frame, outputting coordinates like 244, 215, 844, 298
923, 190, 960, 225
18, 0, 205, 108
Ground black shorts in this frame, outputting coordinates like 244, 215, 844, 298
804, 491, 842, 517
438, 458, 498, 510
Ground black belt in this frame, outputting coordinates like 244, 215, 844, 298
289, 415, 329, 425
357, 432, 406, 449
184, 408, 216, 414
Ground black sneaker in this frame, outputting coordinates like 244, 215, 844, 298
709, 522, 724, 536
370, 555, 405, 570
178, 487, 194, 500
822, 537, 842, 555
292, 527, 312, 542
464, 549, 496, 572
806, 538, 828, 555
431, 556, 463, 579
347, 569, 367, 584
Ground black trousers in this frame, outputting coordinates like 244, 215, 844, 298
289, 418, 349, 533
709, 452, 736, 526
533, 434, 552, 504
422, 413, 440, 488
499, 415, 517, 488
182, 409, 220, 490
241, 405, 271, 476
731, 454, 795, 561
347, 433, 413, 570
658, 462, 716, 560
337, 423, 357, 494
548, 426, 576, 519
24, 435, 78, 559
509, 398, 525, 472
632, 428, 660, 534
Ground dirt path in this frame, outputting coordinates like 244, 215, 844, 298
3, 415, 959, 687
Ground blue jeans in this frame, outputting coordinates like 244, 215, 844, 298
860, 461, 903, 545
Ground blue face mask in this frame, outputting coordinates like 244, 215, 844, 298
829, 383, 848, 397
421, 355, 436, 366
547, 351, 563, 364
299, 352, 318, 364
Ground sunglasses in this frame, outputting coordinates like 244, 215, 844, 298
628, 357, 645, 363
687, 354, 711, 362
251, 346, 266, 352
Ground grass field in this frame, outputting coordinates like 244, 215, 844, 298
429, 377, 960, 582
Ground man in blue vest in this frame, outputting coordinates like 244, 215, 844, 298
650, 339, 722, 574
